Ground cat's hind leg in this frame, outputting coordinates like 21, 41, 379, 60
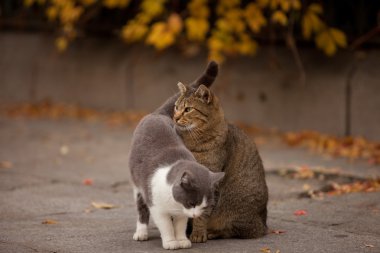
133, 190, 150, 241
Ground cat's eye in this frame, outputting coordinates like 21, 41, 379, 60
184, 107, 192, 113
174, 105, 178, 111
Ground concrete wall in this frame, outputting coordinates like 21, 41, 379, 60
1, 32, 379, 140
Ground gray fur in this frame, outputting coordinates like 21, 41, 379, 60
128, 62, 223, 226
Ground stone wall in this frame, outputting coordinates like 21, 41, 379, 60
1, 32, 379, 140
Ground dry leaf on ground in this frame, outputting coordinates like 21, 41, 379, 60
82, 178, 93, 186
260, 247, 271, 253
294, 210, 307, 216
0, 161, 13, 169
42, 219, 58, 224
271, 230, 286, 234
91, 201, 118, 210
60, 145, 69, 155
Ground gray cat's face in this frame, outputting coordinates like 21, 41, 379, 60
169, 161, 224, 218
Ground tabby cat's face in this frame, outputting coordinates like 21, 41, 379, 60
173, 82, 223, 134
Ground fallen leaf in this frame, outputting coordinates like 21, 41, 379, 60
364, 244, 375, 248
260, 247, 271, 253
91, 201, 117, 210
42, 219, 58, 224
275, 250, 281, 253
294, 210, 307, 216
0, 161, 13, 169
83, 178, 93, 186
60, 145, 69, 155
271, 230, 286, 234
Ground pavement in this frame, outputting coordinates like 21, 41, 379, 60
0, 117, 379, 253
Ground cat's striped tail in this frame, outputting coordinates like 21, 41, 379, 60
190, 61, 219, 88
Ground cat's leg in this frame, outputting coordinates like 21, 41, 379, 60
133, 191, 150, 241
150, 208, 179, 250
173, 216, 191, 249
190, 212, 210, 243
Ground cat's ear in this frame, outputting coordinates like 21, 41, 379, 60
195, 85, 212, 104
180, 171, 193, 189
177, 82, 187, 95
210, 172, 225, 186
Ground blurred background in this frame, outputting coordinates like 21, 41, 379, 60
1, 2, 380, 252
0, 0, 379, 140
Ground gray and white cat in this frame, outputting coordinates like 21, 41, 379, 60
129, 62, 223, 250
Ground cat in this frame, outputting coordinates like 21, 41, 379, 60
173, 68, 268, 242
128, 62, 224, 250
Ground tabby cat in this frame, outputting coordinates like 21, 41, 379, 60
173, 66, 268, 242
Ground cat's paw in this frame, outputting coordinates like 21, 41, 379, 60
207, 232, 221, 240
177, 239, 192, 249
190, 231, 207, 243
162, 240, 180, 250
133, 231, 148, 241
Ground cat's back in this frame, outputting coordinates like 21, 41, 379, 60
223, 123, 267, 199
131, 113, 178, 151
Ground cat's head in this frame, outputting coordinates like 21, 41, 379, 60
173, 82, 225, 136
169, 160, 224, 218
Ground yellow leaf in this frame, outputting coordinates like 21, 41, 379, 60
302, 12, 324, 39
245, 3, 267, 33
55, 37, 68, 52
290, 0, 301, 10
309, 3, 323, 14
46, 6, 58, 21
42, 219, 58, 224
272, 10, 288, 26
121, 21, 148, 42
91, 201, 118, 209
280, 0, 290, 12
302, 15, 312, 39
168, 13, 183, 34
237, 35, 258, 55
185, 18, 209, 41
329, 28, 347, 48
141, 0, 165, 18
316, 30, 336, 56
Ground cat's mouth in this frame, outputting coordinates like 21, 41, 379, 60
175, 123, 196, 131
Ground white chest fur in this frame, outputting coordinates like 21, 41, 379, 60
150, 166, 183, 216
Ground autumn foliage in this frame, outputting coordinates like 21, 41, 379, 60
24, 0, 347, 62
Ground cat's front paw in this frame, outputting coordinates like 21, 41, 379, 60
178, 239, 192, 249
133, 231, 148, 241
162, 240, 180, 250
190, 231, 207, 243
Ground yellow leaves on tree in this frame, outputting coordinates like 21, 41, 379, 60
316, 28, 347, 56
271, 10, 288, 26
302, 4, 324, 39
121, 0, 167, 44
245, 3, 267, 33
103, 0, 130, 9
26, 0, 347, 60
146, 14, 183, 50
302, 3, 347, 56
185, 0, 210, 42
121, 20, 148, 43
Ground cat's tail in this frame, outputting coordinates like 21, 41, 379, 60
190, 61, 219, 88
